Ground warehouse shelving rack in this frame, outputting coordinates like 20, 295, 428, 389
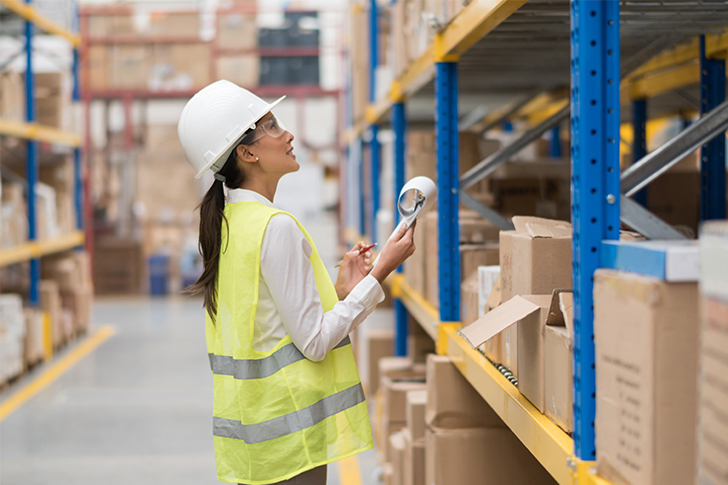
344, 0, 728, 483
0, 0, 85, 300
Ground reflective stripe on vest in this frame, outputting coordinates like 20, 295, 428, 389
213, 382, 365, 444
208, 336, 351, 378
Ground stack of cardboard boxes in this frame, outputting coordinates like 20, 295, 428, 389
697, 221, 728, 485
0, 294, 27, 385
42, 251, 94, 344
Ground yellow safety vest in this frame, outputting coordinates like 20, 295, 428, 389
206, 201, 373, 484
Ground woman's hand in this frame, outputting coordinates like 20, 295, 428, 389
370, 220, 416, 284
334, 241, 375, 300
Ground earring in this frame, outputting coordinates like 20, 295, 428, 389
256, 157, 259, 161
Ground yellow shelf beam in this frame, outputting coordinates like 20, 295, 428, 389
390, 275, 439, 340
443, 324, 574, 485
627, 61, 700, 102
434, 0, 528, 60
347, 0, 528, 136
0, 231, 85, 267
391, 279, 618, 485
0, 119, 82, 147
0, 0, 80, 47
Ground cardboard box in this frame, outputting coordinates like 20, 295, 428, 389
40, 280, 64, 347
402, 428, 425, 485
406, 389, 427, 442
390, 431, 406, 485
499, 216, 572, 302
647, 172, 701, 236
407, 320, 435, 363
109, 45, 151, 89
601, 240, 699, 282
425, 426, 558, 485
23, 308, 45, 366
426, 212, 500, 307
477, 265, 500, 319
544, 291, 574, 433
425, 355, 503, 429
480, 277, 503, 363
460, 272, 479, 327
216, 55, 260, 88
594, 269, 699, 485
367, 329, 394, 395
382, 376, 427, 424
459, 294, 553, 407
697, 221, 728, 485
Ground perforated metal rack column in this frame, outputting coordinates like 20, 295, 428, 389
72, 44, 83, 231
435, 62, 460, 322
570, 0, 621, 460
393, 102, 408, 356
632, 99, 648, 206
367, 0, 380, 243
700, 35, 726, 221
25, 0, 40, 304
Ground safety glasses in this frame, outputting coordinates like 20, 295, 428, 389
239, 115, 287, 145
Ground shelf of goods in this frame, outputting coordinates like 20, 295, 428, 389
0, 0, 87, 378
345, 0, 727, 483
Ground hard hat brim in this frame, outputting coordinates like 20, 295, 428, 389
194, 95, 287, 179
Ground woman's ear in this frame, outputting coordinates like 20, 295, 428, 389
236, 144, 259, 164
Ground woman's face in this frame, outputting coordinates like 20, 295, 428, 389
248, 112, 299, 176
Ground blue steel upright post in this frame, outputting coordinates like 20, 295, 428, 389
25, 0, 40, 305
700, 35, 727, 221
632, 99, 648, 206
570, 0, 621, 460
549, 125, 563, 158
72, 44, 83, 231
367, 0, 380, 243
393, 102, 408, 356
435, 62, 460, 323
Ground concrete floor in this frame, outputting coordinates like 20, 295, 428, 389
0, 213, 390, 485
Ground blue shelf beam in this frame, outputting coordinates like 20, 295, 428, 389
700, 35, 726, 221
358, 139, 366, 238
632, 99, 648, 206
435, 62, 460, 323
570, 0, 621, 460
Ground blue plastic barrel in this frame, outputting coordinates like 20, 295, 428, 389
149, 255, 170, 296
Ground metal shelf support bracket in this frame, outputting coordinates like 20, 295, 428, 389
435, 62, 460, 323
700, 35, 727, 221
393, 101, 408, 357
570, 0, 621, 460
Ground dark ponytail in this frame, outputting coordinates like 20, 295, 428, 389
185, 144, 247, 321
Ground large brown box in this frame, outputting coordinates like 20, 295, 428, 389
93, 238, 144, 295
109, 45, 151, 89
402, 428, 425, 485
147, 12, 200, 35
367, 329, 394, 395
499, 216, 572, 302
406, 389, 427, 442
459, 294, 552, 396
217, 13, 258, 49
425, 355, 503, 429
216, 55, 260, 88
594, 269, 699, 485
426, 212, 499, 307
40, 280, 64, 347
543, 291, 574, 433
425, 426, 558, 485
697, 221, 728, 485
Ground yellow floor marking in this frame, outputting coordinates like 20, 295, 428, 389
338, 455, 363, 485
0, 325, 116, 423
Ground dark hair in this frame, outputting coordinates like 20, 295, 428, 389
185, 143, 247, 321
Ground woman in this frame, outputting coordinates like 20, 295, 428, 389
178, 80, 416, 485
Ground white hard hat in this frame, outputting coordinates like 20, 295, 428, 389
177, 80, 285, 179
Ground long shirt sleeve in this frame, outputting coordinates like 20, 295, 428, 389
257, 213, 384, 361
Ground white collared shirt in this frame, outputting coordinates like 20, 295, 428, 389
225, 188, 385, 361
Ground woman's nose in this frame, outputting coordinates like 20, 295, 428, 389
287, 131, 294, 143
